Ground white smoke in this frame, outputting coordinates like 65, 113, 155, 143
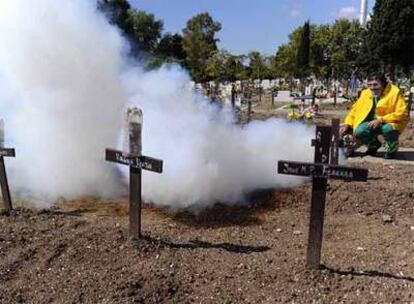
0, 0, 314, 209
122, 67, 314, 208
0, 0, 127, 203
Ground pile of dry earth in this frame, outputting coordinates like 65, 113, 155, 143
1, 158, 414, 303
1, 101, 414, 303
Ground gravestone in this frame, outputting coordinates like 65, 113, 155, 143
274, 90, 294, 102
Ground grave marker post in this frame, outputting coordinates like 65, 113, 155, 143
106, 108, 163, 240
247, 101, 252, 123
128, 108, 143, 239
311, 88, 316, 106
306, 126, 331, 269
0, 120, 15, 215
330, 119, 340, 166
277, 125, 368, 269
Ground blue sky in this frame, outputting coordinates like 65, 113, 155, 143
129, 0, 375, 55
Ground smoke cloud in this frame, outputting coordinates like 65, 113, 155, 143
0, 0, 127, 204
0, 0, 314, 209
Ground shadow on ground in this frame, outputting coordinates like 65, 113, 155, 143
321, 265, 414, 282
349, 150, 414, 162
138, 235, 270, 254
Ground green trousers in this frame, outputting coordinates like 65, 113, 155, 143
354, 122, 400, 153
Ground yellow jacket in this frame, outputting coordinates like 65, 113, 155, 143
344, 84, 408, 132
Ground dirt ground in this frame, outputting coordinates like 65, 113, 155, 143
1, 98, 414, 303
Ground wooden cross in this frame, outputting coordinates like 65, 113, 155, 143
329, 118, 340, 165
231, 83, 236, 109
293, 88, 316, 105
277, 125, 369, 269
105, 108, 163, 240
407, 92, 413, 113
247, 100, 252, 122
0, 120, 15, 215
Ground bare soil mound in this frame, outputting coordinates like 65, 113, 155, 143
1, 160, 414, 303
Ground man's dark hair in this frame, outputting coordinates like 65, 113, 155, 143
367, 73, 388, 86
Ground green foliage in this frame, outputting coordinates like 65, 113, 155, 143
272, 19, 364, 81
98, 1, 164, 57
97, 0, 133, 36
155, 33, 186, 61
271, 44, 296, 78
295, 21, 311, 78
182, 12, 222, 82
271, 25, 306, 79
248, 51, 270, 80
129, 10, 163, 53
310, 24, 331, 79
361, 0, 414, 75
205, 50, 249, 82
205, 50, 225, 81
98, 0, 413, 82
329, 19, 363, 80
224, 55, 248, 81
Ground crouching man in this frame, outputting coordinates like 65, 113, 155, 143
340, 73, 408, 159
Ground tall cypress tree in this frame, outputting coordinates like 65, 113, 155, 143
295, 21, 311, 79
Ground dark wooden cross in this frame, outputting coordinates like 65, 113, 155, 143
293, 88, 316, 106
407, 92, 413, 114
257, 85, 263, 103
0, 121, 15, 215
330, 118, 340, 165
105, 108, 163, 240
277, 125, 368, 269
231, 83, 236, 109
247, 100, 252, 122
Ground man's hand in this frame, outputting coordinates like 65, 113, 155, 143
368, 119, 382, 129
340, 124, 351, 136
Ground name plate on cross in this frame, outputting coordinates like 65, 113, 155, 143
0, 148, 15, 158
278, 161, 368, 181
105, 149, 163, 173
277, 123, 369, 269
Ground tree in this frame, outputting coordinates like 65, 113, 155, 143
97, 0, 134, 36
155, 33, 186, 61
271, 43, 296, 78
223, 54, 248, 81
295, 21, 311, 78
204, 50, 248, 82
248, 51, 268, 81
272, 20, 364, 84
205, 50, 226, 82
182, 12, 222, 83
98, 1, 164, 57
129, 10, 163, 53
361, 0, 414, 76
272, 22, 310, 80
310, 24, 332, 80
330, 19, 364, 80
